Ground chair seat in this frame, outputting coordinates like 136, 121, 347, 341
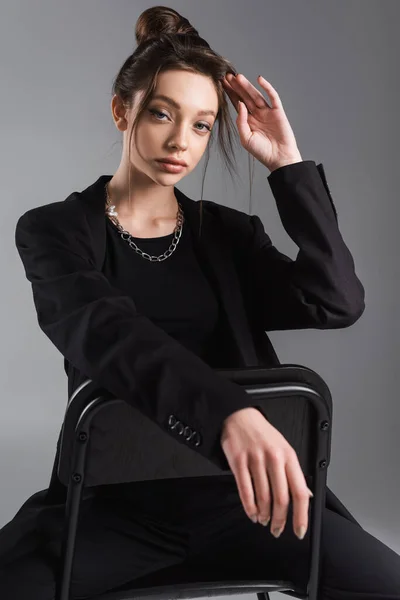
90, 561, 302, 600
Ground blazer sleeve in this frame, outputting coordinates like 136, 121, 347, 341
14, 203, 253, 471
233, 160, 365, 332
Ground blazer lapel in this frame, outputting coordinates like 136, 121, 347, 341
78, 175, 259, 368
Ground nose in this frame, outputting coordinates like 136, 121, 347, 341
167, 128, 189, 152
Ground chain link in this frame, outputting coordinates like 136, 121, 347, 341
105, 182, 184, 262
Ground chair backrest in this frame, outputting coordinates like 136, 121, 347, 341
57, 364, 332, 488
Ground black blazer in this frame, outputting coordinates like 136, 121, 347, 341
0, 160, 365, 566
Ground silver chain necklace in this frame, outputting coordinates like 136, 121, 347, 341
105, 182, 185, 262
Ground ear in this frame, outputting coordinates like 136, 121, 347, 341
111, 94, 129, 132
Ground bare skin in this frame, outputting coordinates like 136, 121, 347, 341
108, 69, 218, 237
221, 407, 313, 540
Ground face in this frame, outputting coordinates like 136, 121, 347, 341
117, 70, 219, 184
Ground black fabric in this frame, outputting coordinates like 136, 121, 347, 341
103, 217, 220, 364
1, 161, 367, 575
94, 215, 236, 498
14, 162, 366, 479
1, 482, 400, 599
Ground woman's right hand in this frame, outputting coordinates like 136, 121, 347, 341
220, 407, 313, 540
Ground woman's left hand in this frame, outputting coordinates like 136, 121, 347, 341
221, 73, 303, 172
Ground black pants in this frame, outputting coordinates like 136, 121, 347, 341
1, 475, 400, 599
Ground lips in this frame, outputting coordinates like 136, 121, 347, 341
157, 159, 187, 166
156, 161, 186, 173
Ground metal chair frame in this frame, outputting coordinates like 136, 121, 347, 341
55, 364, 332, 600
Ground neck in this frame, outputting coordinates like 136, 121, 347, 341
106, 168, 179, 224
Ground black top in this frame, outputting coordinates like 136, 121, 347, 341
93, 215, 236, 501
103, 215, 220, 363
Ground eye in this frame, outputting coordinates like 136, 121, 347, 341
148, 109, 212, 132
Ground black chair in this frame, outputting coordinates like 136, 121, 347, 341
55, 364, 333, 600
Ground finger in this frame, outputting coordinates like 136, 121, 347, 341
221, 76, 242, 113
225, 74, 257, 112
237, 102, 253, 140
257, 76, 282, 110
233, 457, 259, 522
249, 455, 271, 525
267, 452, 290, 537
285, 454, 310, 540
222, 75, 254, 116
228, 73, 272, 111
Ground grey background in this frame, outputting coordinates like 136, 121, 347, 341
1, 0, 399, 591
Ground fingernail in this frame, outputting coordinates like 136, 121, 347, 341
272, 526, 283, 538
296, 526, 307, 540
259, 516, 270, 526
250, 515, 258, 523
308, 489, 314, 498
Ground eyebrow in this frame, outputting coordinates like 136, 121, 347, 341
151, 94, 216, 118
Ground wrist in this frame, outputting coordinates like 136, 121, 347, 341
223, 406, 264, 428
268, 154, 303, 173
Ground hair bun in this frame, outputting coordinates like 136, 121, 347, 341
135, 5, 199, 46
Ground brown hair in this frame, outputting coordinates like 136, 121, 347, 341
111, 5, 255, 237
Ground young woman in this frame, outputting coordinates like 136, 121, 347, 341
1, 5, 399, 599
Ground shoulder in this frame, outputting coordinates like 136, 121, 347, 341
15, 190, 85, 231
14, 188, 98, 269
199, 199, 264, 246
199, 198, 257, 231
200, 198, 250, 221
